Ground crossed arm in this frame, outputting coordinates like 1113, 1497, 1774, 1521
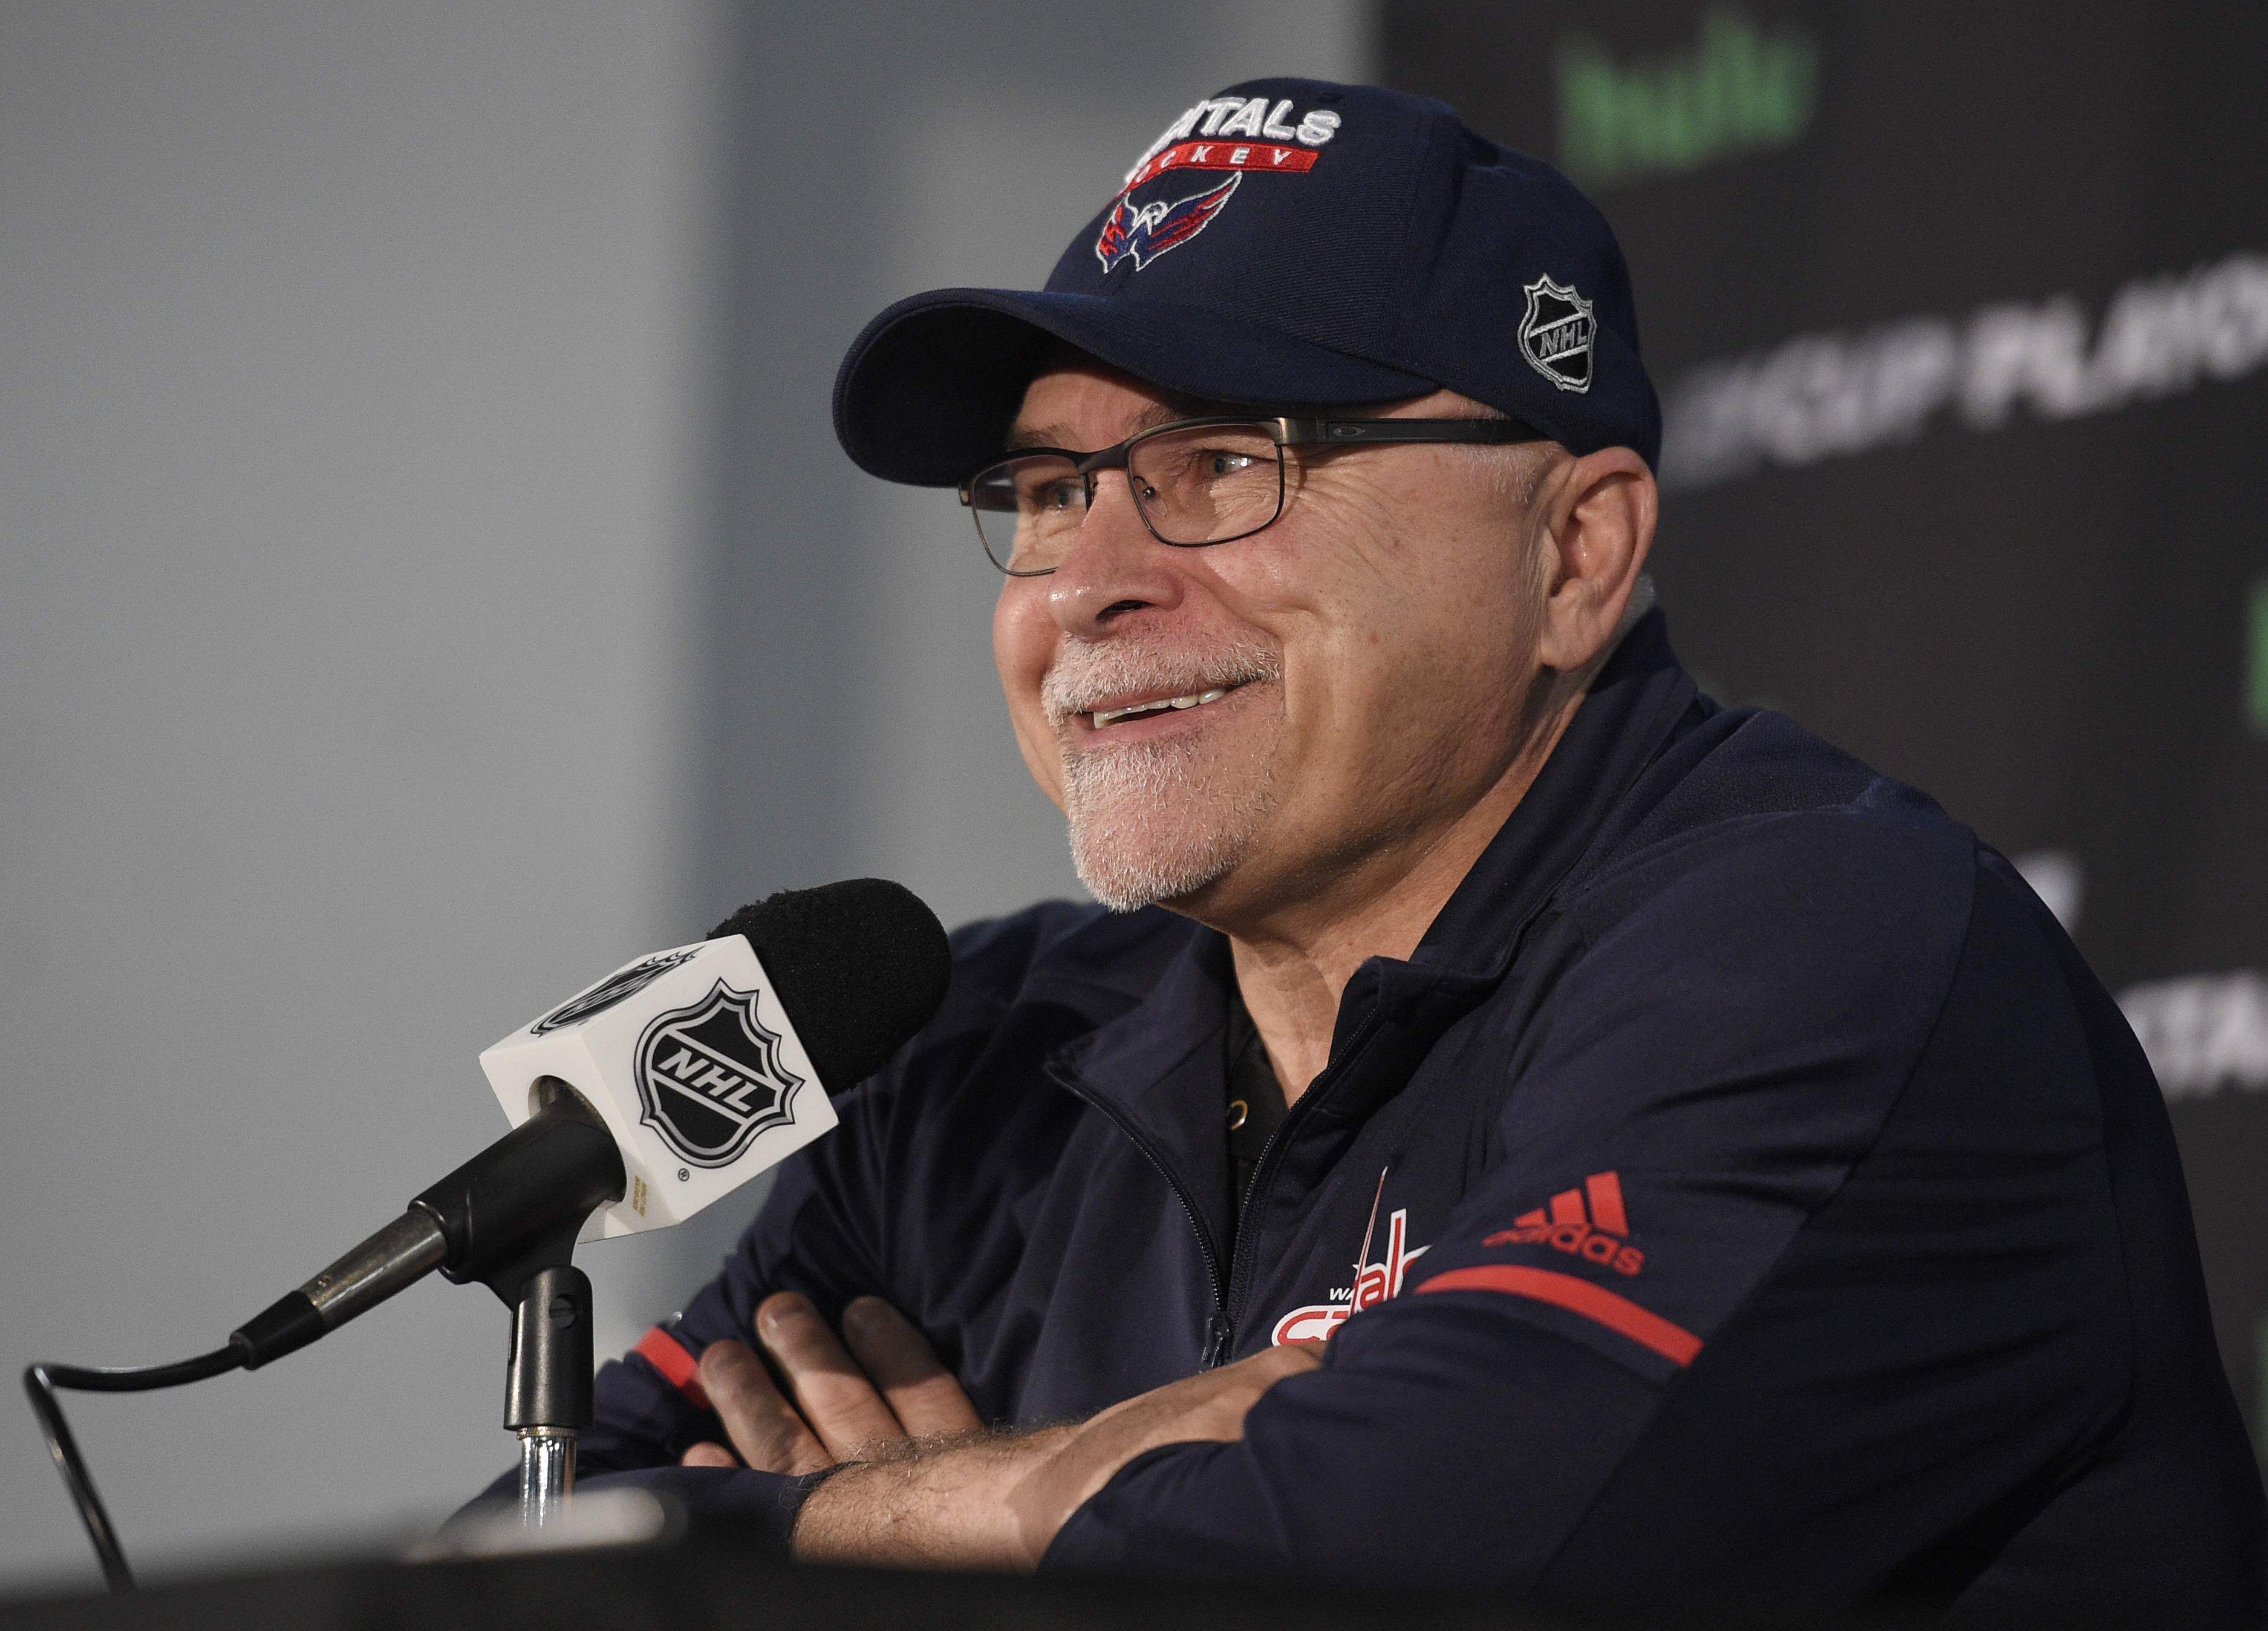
679, 1290, 1319, 1569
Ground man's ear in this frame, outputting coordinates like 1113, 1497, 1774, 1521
1534, 446, 1658, 675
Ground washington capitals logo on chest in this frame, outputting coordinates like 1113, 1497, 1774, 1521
633, 982, 805, 1168
1093, 93, 1343, 273
1271, 1168, 1432, 1346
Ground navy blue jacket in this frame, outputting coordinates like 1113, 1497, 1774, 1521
579, 613, 2263, 1624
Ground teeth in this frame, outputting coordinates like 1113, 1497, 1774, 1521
1092, 687, 1230, 727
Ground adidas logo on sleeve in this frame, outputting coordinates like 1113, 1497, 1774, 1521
1483, 1170, 1644, 1276
1422, 1169, 1699, 1368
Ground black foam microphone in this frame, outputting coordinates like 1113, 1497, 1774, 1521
229, 878, 950, 1368
707, 879, 955, 1090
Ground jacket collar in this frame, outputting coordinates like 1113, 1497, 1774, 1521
1407, 606, 1696, 984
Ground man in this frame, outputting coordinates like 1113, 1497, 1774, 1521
567, 79, 2263, 1622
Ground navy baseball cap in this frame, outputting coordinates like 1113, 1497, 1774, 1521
832, 77, 1659, 486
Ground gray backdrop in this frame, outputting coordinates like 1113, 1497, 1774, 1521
0, 0, 1369, 1590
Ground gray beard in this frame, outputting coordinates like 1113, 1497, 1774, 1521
1061, 727, 1279, 912
1043, 631, 1283, 912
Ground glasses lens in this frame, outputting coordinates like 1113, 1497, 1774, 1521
968, 454, 1086, 575
1126, 423, 1283, 545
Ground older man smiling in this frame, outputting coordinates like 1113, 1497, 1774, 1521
558, 79, 2262, 1626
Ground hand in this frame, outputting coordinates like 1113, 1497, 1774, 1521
792, 1341, 1324, 1571
1005, 1342, 1321, 1560
679, 1291, 982, 1474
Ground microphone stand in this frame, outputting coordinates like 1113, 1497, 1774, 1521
505, 1263, 594, 1526
407, 1079, 623, 1529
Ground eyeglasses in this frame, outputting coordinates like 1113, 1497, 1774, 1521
959, 415, 1540, 577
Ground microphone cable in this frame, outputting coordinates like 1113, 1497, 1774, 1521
24, 1347, 246, 1591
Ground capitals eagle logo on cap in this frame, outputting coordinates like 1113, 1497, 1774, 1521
1095, 173, 1241, 273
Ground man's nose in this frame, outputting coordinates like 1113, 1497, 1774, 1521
1044, 471, 1186, 635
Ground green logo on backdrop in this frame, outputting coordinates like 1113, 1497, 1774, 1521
1556, 8, 1819, 187
2249, 576, 2268, 739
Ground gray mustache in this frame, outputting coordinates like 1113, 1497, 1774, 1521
1041, 642, 1281, 725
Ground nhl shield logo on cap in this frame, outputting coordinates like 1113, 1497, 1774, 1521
1520, 275, 1596, 393
634, 981, 806, 1168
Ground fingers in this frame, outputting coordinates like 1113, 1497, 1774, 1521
1008, 1353, 1315, 1563
1236, 1342, 1325, 1383
754, 1292, 908, 1462
1184, 1343, 1322, 1433
840, 1296, 983, 1439
697, 1338, 834, 1476
1078, 1341, 1319, 1451
679, 1440, 737, 1469
694, 1292, 985, 1475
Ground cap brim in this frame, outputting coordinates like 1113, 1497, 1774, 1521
832, 288, 1445, 487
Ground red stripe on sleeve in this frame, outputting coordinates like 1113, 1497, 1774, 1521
1585, 1171, 1630, 1237
632, 1325, 711, 1410
1416, 1264, 1703, 1367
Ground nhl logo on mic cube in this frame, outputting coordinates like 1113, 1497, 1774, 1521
480, 937, 838, 1241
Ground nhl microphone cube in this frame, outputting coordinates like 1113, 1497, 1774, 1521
478, 938, 838, 1240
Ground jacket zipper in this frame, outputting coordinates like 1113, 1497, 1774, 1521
1046, 1059, 1233, 1368
1046, 1006, 1389, 1370
1224, 1010, 1385, 1334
